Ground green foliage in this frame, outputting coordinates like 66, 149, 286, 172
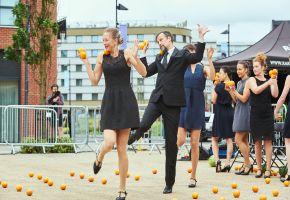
279, 166, 288, 178
4, 0, 58, 105
20, 135, 74, 154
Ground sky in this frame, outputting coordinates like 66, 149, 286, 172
57, 0, 290, 43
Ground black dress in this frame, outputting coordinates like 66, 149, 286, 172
283, 93, 290, 138
212, 82, 234, 139
250, 78, 273, 142
100, 50, 140, 131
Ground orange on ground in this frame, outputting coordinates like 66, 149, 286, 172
234, 166, 239, 171
70, 170, 75, 177
219, 197, 225, 200
16, 185, 22, 192
152, 169, 157, 174
60, 184, 66, 190
101, 178, 107, 185
43, 177, 49, 183
134, 175, 140, 181
1, 181, 8, 188
265, 178, 271, 184
88, 176, 94, 182
26, 189, 33, 196
259, 194, 267, 200
187, 168, 192, 173
284, 180, 289, 187
233, 190, 240, 198
79, 173, 85, 179
114, 169, 120, 175
231, 182, 238, 189
37, 174, 42, 180
272, 189, 279, 197
48, 180, 53, 186
127, 172, 130, 178
212, 186, 218, 194
191, 192, 198, 199
252, 185, 259, 193
28, 172, 34, 178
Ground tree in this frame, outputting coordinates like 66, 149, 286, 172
4, 0, 58, 105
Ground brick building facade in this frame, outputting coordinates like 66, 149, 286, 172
0, 0, 57, 105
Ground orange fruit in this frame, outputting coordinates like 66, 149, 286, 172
143, 40, 149, 46
101, 178, 107, 185
114, 169, 120, 175
234, 166, 239, 171
265, 178, 271, 184
187, 168, 193, 173
191, 192, 198, 199
252, 185, 259, 193
231, 182, 238, 189
1, 181, 8, 188
79, 51, 87, 59
253, 167, 258, 173
138, 42, 145, 50
284, 180, 289, 187
60, 183, 66, 190
233, 190, 240, 198
79, 173, 85, 179
272, 171, 278, 176
26, 189, 33, 196
212, 186, 218, 194
88, 176, 94, 182
152, 169, 157, 174
272, 69, 278, 75
160, 50, 164, 55
216, 72, 220, 77
48, 180, 53, 186
134, 175, 140, 181
259, 194, 267, 200
127, 172, 130, 178
16, 185, 22, 192
214, 80, 219, 85
272, 189, 279, 197
219, 197, 225, 200
43, 177, 49, 183
78, 47, 86, 52
28, 171, 34, 178
229, 81, 235, 87
37, 174, 42, 180
103, 49, 110, 55
69, 170, 75, 177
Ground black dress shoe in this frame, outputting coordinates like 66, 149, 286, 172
163, 185, 172, 194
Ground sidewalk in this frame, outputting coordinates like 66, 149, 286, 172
0, 151, 289, 199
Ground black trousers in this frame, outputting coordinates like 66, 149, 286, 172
135, 98, 181, 186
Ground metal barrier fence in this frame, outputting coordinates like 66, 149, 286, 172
0, 106, 6, 145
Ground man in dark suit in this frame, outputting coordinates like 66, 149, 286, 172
129, 25, 208, 194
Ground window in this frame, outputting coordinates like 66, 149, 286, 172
76, 79, 82, 86
61, 65, 67, 72
92, 49, 98, 57
137, 34, 144, 41
137, 78, 144, 85
173, 34, 176, 42
76, 93, 82, 101
76, 35, 82, 43
91, 35, 99, 43
76, 64, 82, 72
0, 0, 18, 26
62, 93, 67, 101
61, 50, 67, 58
137, 93, 144, 101
91, 64, 95, 70
92, 93, 98, 100
61, 79, 65, 87
183, 35, 186, 43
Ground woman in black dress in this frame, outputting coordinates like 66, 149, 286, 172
274, 56, 290, 182
247, 52, 278, 178
211, 67, 235, 173
81, 28, 147, 200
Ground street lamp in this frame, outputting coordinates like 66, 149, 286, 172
221, 24, 230, 57
116, 0, 128, 27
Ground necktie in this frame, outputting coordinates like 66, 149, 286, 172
162, 52, 168, 68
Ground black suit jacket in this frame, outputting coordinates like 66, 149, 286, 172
141, 42, 205, 107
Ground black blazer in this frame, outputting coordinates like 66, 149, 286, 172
141, 42, 205, 107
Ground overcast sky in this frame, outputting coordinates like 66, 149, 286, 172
57, 0, 290, 43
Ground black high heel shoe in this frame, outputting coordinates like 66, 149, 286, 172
221, 165, 231, 173
240, 164, 253, 175
93, 152, 102, 174
116, 191, 127, 200
280, 175, 290, 182
216, 160, 222, 173
255, 169, 263, 178
235, 164, 245, 175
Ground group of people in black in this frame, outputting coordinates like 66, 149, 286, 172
79, 25, 290, 200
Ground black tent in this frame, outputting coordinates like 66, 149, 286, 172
214, 21, 290, 71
